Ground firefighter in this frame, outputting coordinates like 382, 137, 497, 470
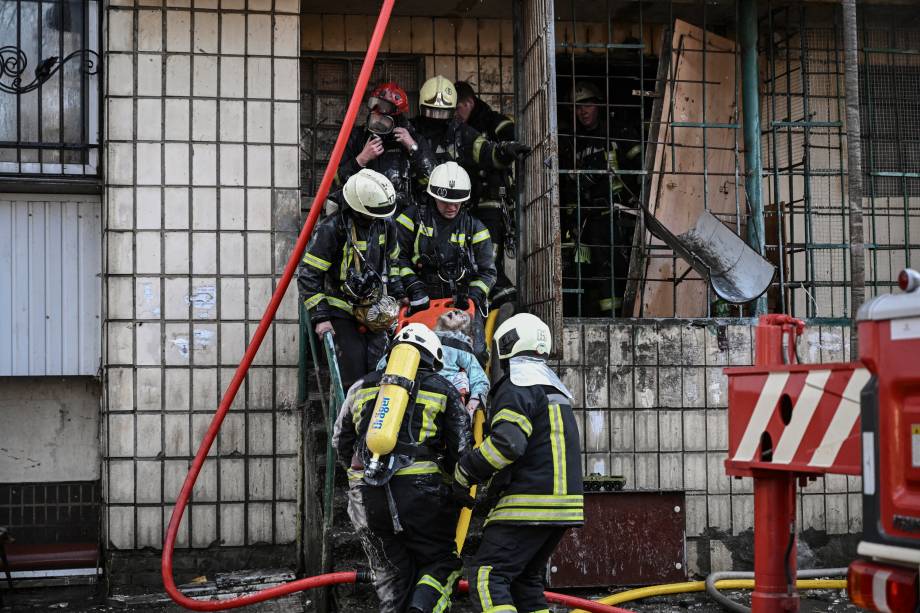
558, 81, 639, 317
396, 161, 497, 360
297, 168, 403, 390
411, 75, 530, 202
337, 82, 437, 213
333, 323, 472, 613
454, 81, 518, 308
453, 312, 583, 613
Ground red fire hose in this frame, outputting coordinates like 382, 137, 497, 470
160, 0, 396, 609
159, 0, 637, 611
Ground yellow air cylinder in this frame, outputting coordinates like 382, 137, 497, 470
365, 342, 421, 461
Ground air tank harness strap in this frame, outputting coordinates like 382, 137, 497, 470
380, 373, 415, 390
391, 441, 437, 459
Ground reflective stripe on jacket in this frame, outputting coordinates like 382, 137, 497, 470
297, 209, 402, 322
395, 204, 496, 300
335, 369, 471, 478
458, 376, 584, 526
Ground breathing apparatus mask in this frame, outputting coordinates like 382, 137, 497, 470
367, 111, 396, 137
343, 267, 399, 333
366, 97, 406, 138
342, 224, 399, 333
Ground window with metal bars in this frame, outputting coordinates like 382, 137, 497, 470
555, 0, 750, 319
546, 0, 920, 321
0, 481, 100, 544
859, 20, 920, 299
0, 0, 101, 183
860, 65, 920, 198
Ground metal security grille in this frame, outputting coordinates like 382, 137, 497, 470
299, 56, 423, 201
0, 0, 101, 181
0, 481, 100, 544
762, 3, 850, 318
549, 0, 919, 320
516, 0, 563, 340
555, 0, 748, 319
860, 20, 920, 299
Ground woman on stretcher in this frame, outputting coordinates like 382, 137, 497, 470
375, 309, 489, 417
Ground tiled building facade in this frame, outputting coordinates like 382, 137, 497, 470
6, 0, 915, 586
102, 0, 303, 551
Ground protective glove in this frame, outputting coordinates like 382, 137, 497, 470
453, 292, 470, 311
497, 141, 531, 165
406, 292, 430, 316
469, 288, 487, 312
450, 480, 476, 509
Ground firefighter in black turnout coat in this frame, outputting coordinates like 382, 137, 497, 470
411, 76, 529, 201
337, 82, 437, 214
559, 81, 640, 316
453, 313, 584, 613
334, 323, 472, 613
297, 169, 403, 390
395, 161, 497, 359
454, 81, 519, 307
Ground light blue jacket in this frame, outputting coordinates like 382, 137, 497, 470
376, 330, 490, 402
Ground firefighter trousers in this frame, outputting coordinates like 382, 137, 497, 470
468, 523, 567, 613
346, 473, 463, 613
330, 316, 388, 390
476, 208, 515, 305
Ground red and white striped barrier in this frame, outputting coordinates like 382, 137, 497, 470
725, 364, 871, 477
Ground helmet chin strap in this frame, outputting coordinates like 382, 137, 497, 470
346, 209, 375, 228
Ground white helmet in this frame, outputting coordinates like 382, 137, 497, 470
427, 161, 471, 203
494, 313, 552, 359
343, 168, 397, 218
394, 323, 444, 370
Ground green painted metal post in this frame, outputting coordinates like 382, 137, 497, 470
740, 0, 768, 315
320, 332, 344, 581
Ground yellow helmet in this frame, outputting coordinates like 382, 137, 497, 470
419, 75, 456, 119
572, 81, 602, 104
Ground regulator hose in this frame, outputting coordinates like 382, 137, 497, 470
160, 0, 395, 609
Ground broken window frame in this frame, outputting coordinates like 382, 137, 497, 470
533, 0, 919, 322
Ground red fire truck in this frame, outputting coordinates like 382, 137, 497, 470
847, 268, 920, 612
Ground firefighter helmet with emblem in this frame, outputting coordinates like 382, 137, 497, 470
494, 312, 552, 359
343, 168, 397, 218
572, 81, 602, 104
427, 161, 471, 203
419, 75, 457, 119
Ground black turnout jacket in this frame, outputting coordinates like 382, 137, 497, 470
395, 204, 496, 304
297, 207, 403, 323
336, 122, 437, 213
456, 374, 584, 526
336, 368, 472, 481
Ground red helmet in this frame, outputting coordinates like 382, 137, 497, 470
368, 82, 409, 116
